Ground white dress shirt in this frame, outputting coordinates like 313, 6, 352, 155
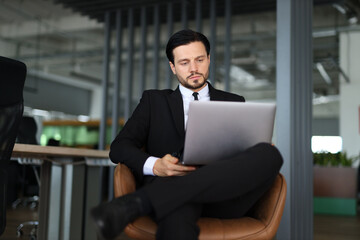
143, 83, 210, 175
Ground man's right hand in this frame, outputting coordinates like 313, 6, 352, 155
153, 154, 197, 177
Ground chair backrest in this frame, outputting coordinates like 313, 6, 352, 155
0, 56, 26, 236
17, 116, 38, 145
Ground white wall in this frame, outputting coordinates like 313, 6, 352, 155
339, 31, 360, 159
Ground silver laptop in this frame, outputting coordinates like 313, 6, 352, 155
180, 101, 276, 165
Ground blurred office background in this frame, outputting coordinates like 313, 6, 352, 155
1, 0, 359, 239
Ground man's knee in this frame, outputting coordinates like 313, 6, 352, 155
253, 142, 284, 170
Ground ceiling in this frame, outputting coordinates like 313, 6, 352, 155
1, 0, 360, 118
54, 0, 342, 24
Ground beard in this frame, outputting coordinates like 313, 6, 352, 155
176, 72, 209, 90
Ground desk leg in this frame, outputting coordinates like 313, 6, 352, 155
108, 166, 115, 200
68, 164, 85, 240
58, 161, 86, 240
83, 166, 103, 240
38, 161, 50, 240
40, 160, 86, 240
38, 161, 62, 240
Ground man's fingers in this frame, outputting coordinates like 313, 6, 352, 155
171, 164, 196, 172
153, 154, 197, 177
163, 154, 179, 163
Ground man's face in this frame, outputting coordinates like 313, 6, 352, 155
169, 41, 210, 91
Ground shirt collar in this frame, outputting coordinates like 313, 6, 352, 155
179, 82, 209, 99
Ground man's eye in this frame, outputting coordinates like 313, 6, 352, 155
180, 62, 188, 66
197, 59, 204, 62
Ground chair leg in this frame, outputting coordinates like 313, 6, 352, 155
12, 163, 40, 239
16, 221, 38, 240
12, 195, 39, 209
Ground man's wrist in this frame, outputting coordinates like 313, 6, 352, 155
143, 156, 158, 176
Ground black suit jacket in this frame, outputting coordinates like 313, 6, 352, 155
110, 83, 245, 183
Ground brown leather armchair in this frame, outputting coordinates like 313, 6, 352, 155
114, 163, 287, 240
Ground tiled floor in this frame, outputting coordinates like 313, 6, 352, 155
1, 207, 360, 240
1, 207, 38, 240
313, 214, 360, 240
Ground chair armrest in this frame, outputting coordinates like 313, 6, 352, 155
114, 163, 137, 197
248, 174, 287, 226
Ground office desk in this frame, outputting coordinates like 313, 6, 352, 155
12, 143, 113, 240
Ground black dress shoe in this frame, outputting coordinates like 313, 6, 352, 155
90, 194, 143, 240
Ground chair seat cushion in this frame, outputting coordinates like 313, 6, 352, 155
198, 217, 265, 240
125, 216, 267, 240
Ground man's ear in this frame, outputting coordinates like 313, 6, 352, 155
169, 61, 176, 74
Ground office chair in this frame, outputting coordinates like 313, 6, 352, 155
0, 56, 26, 236
114, 163, 287, 240
13, 116, 40, 209
13, 116, 41, 239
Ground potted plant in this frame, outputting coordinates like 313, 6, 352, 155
313, 151, 359, 216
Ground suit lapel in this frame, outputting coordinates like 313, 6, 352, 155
166, 87, 185, 138
208, 82, 223, 101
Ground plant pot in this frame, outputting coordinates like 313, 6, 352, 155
313, 165, 358, 216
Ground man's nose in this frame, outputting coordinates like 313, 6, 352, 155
189, 62, 198, 72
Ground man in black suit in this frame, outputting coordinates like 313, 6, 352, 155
91, 29, 283, 240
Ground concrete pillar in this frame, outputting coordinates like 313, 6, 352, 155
276, 0, 313, 239
89, 88, 102, 119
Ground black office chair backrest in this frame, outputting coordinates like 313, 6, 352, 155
0, 56, 26, 236
17, 116, 38, 145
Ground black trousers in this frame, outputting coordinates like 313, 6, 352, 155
142, 142, 283, 240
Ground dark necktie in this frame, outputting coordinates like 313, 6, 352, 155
192, 92, 199, 101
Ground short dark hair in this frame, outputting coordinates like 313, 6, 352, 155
166, 29, 210, 65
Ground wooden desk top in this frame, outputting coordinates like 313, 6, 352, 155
12, 143, 109, 159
